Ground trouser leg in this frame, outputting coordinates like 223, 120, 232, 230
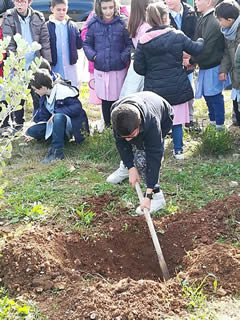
172, 124, 183, 153
101, 100, 115, 127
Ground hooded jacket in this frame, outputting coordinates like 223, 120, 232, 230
34, 83, 89, 144
83, 15, 132, 72
2, 7, 52, 62
220, 22, 240, 89
111, 91, 173, 189
47, 15, 82, 66
134, 26, 204, 105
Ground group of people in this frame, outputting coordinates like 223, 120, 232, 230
0, 0, 240, 213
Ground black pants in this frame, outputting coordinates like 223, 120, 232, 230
1, 100, 24, 127
0, 87, 40, 128
233, 100, 240, 125
101, 100, 116, 127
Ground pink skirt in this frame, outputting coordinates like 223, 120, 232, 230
172, 102, 189, 125
88, 72, 102, 105
94, 68, 127, 101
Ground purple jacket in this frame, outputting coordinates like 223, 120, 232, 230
83, 15, 132, 72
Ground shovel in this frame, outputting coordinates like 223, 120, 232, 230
135, 182, 170, 281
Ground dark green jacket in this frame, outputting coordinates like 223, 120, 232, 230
190, 9, 224, 69
220, 23, 240, 89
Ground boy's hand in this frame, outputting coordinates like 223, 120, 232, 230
129, 167, 140, 188
140, 197, 151, 212
219, 73, 227, 81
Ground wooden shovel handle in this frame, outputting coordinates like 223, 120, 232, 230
135, 182, 170, 281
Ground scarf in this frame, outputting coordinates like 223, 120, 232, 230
221, 16, 240, 40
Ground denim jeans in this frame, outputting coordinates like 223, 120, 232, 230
172, 124, 183, 152
26, 113, 69, 151
204, 93, 225, 125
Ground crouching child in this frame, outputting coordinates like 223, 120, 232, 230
111, 91, 173, 214
27, 69, 89, 163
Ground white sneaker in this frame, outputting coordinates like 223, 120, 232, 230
173, 151, 184, 160
135, 190, 166, 215
106, 161, 129, 184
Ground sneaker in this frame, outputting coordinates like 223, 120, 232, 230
106, 161, 129, 184
216, 124, 224, 132
136, 190, 166, 215
173, 150, 184, 160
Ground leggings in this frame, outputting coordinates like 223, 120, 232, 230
101, 100, 116, 127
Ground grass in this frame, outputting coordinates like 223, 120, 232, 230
1, 87, 240, 319
0, 287, 46, 320
1, 88, 240, 222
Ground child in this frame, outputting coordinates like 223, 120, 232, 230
107, 0, 155, 184
0, 13, 4, 78
119, 0, 155, 98
216, 0, 240, 127
0, 10, 7, 130
2, 0, 51, 132
111, 91, 173, 214
134, 1, 204, 159
47, 0, 82, 88
166, 0, 197, 128
26, 69, 89, 163
190, 0, 229, 131
83, 0, 132, 127
81, 0, 129, 106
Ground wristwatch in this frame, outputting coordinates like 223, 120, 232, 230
144, 192, 153, 200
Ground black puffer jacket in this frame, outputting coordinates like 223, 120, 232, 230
0, 0, 13, 15
134, 25, 204, 105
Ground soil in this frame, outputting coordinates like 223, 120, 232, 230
0, 193, 240, 319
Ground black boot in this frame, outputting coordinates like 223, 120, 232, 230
41, 149, 64, 164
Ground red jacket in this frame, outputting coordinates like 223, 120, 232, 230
0, 27, 4, 77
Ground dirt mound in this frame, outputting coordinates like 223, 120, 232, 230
0, 194, 239, 319
182, 242, 240, 295
36, 278, 187, 320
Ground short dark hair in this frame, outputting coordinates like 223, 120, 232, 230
30, 69, 53, 90
111, 103, 141, 136
51, 0, 68, 7
39, 57, 51, 73
215, 0, 240, 20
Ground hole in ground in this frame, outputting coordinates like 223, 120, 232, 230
0, 193, 239, 294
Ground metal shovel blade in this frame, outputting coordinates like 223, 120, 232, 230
135, 182, 170, 281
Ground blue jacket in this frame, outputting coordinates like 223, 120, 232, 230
34, 83, 89, 143
83, 15, 132, 72
47, 16, 82, 66
134, 26, 204, 105
169, 2, 197, 75
169, 2, 197, 41
111, 91, 173, 189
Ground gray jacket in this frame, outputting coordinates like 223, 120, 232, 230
0, 0, 13, 16
2, 7, 52, 62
